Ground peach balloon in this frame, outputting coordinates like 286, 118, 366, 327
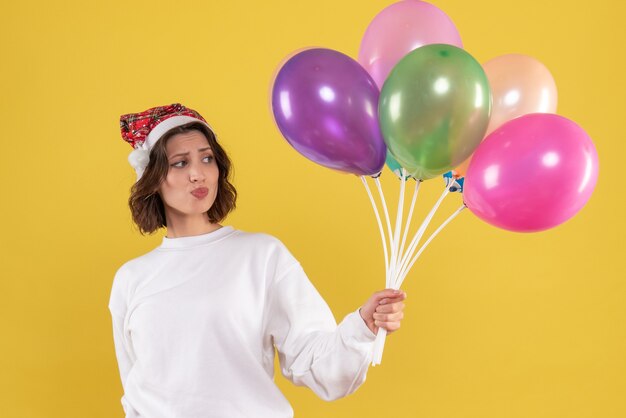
484, 54, 557, 135
452, 54, 558, 177
452, 157, 470, 178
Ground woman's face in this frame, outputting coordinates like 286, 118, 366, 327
157, 130, 219, 218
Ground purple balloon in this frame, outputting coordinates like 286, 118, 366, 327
271, 48, 386, 176
464, 113, 599, 233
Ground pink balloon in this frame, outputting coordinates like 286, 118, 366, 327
358, 0, 463, 89
464, 113, 599, 233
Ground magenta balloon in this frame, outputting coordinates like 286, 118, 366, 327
358, 0, 463, 89
271, 48, 386, 176
464, 114, 599, 233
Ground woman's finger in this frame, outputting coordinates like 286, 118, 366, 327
373, 310, 404, 322
376, 301, 405, 313
378, 293, 407, 305
374, 319, 401, 332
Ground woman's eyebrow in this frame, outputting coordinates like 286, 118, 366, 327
169, 146, 212, 159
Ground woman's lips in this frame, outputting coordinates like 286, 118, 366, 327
191, 187, 208, 198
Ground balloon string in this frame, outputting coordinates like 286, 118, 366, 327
374, 176, 395, 288
389, 168, 408, 286
396, 177, 421, 281
370, 175, 462, 366
371, 171, 404, 367
394, 179, 452, 288
360, 176, 390, 283
397, 203, 467, 288
372, 169, 414, 367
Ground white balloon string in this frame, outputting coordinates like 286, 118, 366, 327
395, 180, 452, 287
371, 172, 404, 367
396, 178, 421, 283
374, 176, 395, 288
360, 175, 390, 282
389, 168, 407, 286
397, 203, 467, 288
372, 169, 415, 367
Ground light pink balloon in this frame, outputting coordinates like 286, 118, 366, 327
452, 54, 558, 177
464, 113, 599, 233
484, 54, 558, 136
358, 0, 463, 89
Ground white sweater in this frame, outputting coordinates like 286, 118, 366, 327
108, 225, 377, 418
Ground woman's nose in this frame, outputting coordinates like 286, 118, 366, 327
189, 163, 206, 182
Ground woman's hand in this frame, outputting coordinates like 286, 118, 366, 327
359, 289, 407, 335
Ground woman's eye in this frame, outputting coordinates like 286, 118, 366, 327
171, 156, 213, 168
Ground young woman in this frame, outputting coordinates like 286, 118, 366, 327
109, 103, 407, 418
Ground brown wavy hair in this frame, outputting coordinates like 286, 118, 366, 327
128, 122, 237, 235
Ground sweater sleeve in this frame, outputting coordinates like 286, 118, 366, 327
265, 261, 377, 401
110, 311, 133, 388
108, 265, 136, 416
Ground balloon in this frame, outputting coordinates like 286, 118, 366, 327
451, 54, 558, 178
271, 48, 387, 176
269, 46, 320, 117
463, 113, 599, 233
385, 150, 403, 178
451, 156, 471, 179
385, 150, 413, 180
379, 44, 492, 180
484, 54, 557, 137
358, 0, 463, 89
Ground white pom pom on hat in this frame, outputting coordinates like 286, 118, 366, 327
127, 143, 151, 182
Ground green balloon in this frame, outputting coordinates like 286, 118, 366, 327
379, 44, 492, 180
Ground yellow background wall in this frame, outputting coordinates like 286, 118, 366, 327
1, 1, 623, 417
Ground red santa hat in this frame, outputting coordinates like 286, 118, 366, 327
120, 103, 214, 182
